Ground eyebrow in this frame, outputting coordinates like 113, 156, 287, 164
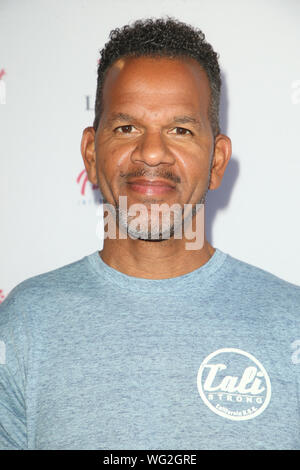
104, 113, 136, 128
172, 115, 202, 128
103, 112, 202, 130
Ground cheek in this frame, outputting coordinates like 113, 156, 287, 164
178, 145, 212, 184
96, 140, 134, 178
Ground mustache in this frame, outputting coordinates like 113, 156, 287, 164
120, 168, 181, 184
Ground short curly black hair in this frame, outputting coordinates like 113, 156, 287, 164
93, 17, 221, 137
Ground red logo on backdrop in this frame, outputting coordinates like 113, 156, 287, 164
79, 58, 101, 199
0, 290, 5, 303
77, 169, 98, 196
0, 68, 6, 105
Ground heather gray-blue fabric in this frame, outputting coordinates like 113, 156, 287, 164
0, 248, 300, 450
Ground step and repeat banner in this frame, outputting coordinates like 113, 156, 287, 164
1, 0, 299, 300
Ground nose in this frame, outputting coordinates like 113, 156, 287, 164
130, 131, 175, 167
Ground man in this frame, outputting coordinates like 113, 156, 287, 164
0, 17, 300, 450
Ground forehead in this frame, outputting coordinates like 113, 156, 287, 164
101, 56, 211, 120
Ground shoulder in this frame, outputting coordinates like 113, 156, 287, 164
221, 250, 300, 313
0, 252, 95, 323
224, 251, 300, 291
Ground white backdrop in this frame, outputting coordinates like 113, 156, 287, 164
0, 0, 299, 301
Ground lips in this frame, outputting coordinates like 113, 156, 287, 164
126, 178, 176, 195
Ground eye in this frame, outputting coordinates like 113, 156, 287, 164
114, 125, 136, 134
170, 127, 193, 136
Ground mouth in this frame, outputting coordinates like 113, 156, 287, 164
126, 178, 176, 196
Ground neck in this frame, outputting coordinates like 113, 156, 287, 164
99, 208, 215, 279
100, 237, 215, 279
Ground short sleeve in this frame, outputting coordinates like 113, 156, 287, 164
0, 291, 28, 449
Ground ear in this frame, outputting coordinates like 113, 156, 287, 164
80, 126, 97, 185
209, 134, 232, 190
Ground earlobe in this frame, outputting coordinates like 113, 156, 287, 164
81, 127, 97, 185
209, 134, 232, 190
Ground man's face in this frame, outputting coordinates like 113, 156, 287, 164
83, 56, 230, 240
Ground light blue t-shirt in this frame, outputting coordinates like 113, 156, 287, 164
0, 248, 300, 450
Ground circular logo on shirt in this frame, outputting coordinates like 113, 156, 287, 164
197, 348, 272, 421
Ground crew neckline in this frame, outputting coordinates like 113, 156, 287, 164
86, 248, 227, 293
